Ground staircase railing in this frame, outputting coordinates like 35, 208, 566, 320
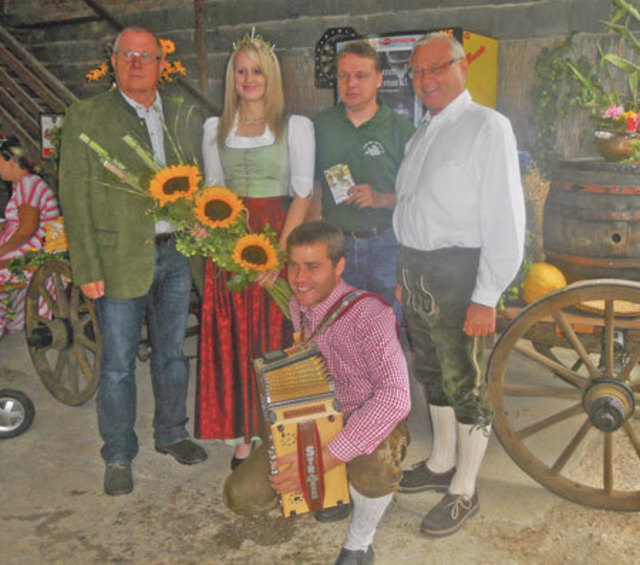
0, 23, 78, 157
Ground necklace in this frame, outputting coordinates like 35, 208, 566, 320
238, 115, 266, 125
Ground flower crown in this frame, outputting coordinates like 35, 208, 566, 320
233, 28, 275, 53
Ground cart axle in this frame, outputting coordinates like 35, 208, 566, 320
582, 377, 635, 432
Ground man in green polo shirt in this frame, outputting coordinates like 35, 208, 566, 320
311, 40, 414, 320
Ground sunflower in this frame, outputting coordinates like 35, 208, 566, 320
86, 62, 109, 82
159, 38, 176, 56
194, 186, 244, 229
148, 165, 201, 206
233, 233, 280, 272
161, 60, 187, 83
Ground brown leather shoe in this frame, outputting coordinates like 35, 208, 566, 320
420, 492, 479, 538
155, 439, 207, 465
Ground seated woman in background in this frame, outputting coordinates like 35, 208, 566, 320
0, 136, 60, 338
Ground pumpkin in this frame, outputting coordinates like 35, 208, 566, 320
522, 262, 567, 303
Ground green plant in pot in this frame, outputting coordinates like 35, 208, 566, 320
566, 0, 640, 161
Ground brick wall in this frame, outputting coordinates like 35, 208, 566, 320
0, 0, 615, 157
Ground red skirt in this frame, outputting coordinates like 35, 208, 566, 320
195, 197, 292, 440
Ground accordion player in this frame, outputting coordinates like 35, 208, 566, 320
254, 343, 350, 517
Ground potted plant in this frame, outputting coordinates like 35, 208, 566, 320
565, 0, 640, 161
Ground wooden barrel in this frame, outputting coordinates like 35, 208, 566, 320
543, 159, 640, 281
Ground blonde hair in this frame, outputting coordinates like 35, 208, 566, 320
217, 41, 285, 144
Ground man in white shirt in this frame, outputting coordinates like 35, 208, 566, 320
393, 32, 525, 537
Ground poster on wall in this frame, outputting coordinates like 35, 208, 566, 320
40, 113, 64, 159
337, 28, 498, 128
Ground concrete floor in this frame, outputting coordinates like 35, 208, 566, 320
1, 330, 638, 564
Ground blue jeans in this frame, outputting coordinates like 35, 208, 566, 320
94, 239, 192, 464
342, 228, 402, 321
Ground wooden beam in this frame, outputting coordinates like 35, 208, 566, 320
0, 67, 45, 117
0, 24, 77, 106
0, 87, 40, 136
194, 0, 209, 98
0, 44, 68, 111
0, 105, 39, 155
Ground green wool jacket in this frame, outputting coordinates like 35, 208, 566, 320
59, 88, 202, 299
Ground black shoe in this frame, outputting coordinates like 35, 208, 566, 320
420, 491, 479, 538
398, 460, 455, 493
104, 463, 133, 495
314, 501, 352, 523
155, 439, 207, 465
335, 546, 374, 565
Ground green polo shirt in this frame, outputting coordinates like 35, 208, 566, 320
314, 98, 414, 233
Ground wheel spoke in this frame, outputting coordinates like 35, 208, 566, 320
75, 331, 98, 353
53, 349, 68, 389
52, 272, 69, 316
550, 417, 592, 475
603, 432, 613, 494
72, 343, 92, 383
617, 348, 640, 382
514, 343, 589, 389
622, 421, 640, 458
65, 350, 79, 395
502, 384, 581, 400
603, 300, 615, 378
36, 283, 57, 315
552, 310, 600, 379
516, 403, 584, 440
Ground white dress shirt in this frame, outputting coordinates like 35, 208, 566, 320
393, 90, 525, 307
120, 90, 174, 235
201, 115, 314, 198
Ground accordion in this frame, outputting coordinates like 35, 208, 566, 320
254, 343, 350, 517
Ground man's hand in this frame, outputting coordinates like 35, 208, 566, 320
463, 302, 496, 336
81, 280, 105, 300
268, 451, 301, 495
255, 269, 280, 288
268, 446, 342, 495
394, 284, 403, 303
346, 184, 394, 209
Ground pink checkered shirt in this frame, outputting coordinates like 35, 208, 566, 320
290, 280, 411, 462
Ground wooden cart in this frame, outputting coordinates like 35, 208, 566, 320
23, 259, 101, 406
20, 257, 200, 406
489, 279, 640, 511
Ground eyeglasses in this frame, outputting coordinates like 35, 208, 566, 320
337, 71, 374, 82
115, 50, 162, 65
410, 57, 464, 79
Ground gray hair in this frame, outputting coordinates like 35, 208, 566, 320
411, 32, 465, 61
112, 26, 161, 54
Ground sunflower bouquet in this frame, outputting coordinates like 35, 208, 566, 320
78, 134, 291, 317
176, 186, 291, 317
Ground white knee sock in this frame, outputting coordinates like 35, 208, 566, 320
343, 485, 393, 552
448, 422, 490, 497
426, 404, 457, 473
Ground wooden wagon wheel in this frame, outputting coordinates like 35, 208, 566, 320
488, 279, 640, 510
24, 260, 100, 406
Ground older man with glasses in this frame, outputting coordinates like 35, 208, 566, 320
60, 26, 206, 496
393, 32, 525, 536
